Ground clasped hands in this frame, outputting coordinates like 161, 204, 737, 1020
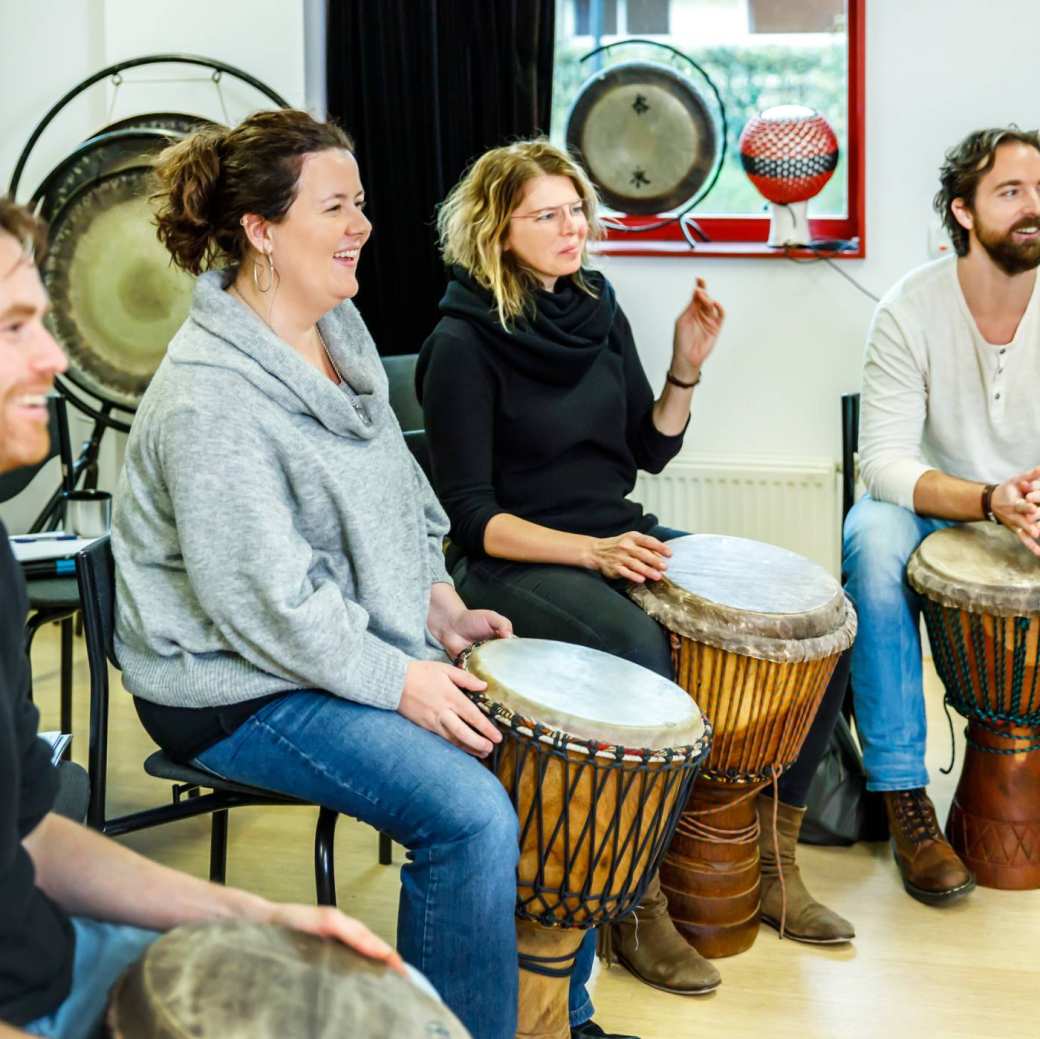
992, 467, 1040, 557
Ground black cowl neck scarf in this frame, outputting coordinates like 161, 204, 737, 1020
433, 264, 618, 386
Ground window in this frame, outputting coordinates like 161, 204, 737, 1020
552, 0, 865, 256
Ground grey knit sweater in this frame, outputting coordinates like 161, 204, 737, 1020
112, 270, 450, 712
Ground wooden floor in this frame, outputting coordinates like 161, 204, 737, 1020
29, 625, 1040, 1039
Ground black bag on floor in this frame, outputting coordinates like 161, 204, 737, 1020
800, 713, 888, 845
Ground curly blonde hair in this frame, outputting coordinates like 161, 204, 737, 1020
437, 139, 604, 327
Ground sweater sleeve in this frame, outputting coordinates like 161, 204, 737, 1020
617, 307, 687, 473
159, 407, 410, 710
858, 303, 932, 510
421, 330, 504, 555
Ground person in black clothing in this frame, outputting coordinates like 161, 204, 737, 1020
417, 141, 856, 1003
0, 199, 405, 1039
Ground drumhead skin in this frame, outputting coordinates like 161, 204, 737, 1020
565, 61, 717, 215
629, 534, 856, 663
107, 921, 469, 1039
908, 522, 1040, 617
464, 637, 706, 751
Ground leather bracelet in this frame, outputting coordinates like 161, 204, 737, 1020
981, 483, 999, 524
666, 368, 702, 389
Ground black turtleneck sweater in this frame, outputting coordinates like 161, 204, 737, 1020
416, 267, 686, 558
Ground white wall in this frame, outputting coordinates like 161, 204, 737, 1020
3, 0, 1040, 531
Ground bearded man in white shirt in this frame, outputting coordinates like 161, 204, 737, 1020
843, 127, 1040, 906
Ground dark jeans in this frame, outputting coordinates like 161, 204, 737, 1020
453, 525, 846, 808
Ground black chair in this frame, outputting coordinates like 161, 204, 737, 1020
841, 392, 861, 522
1, 395, 80, 748
381, 352, 432, 480
75, 536, 344, 901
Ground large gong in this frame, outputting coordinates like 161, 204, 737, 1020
565, 61, 718, 215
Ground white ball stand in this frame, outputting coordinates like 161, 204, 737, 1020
767, 201, 811, 247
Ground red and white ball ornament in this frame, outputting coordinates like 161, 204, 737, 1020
739, 105, 839, 246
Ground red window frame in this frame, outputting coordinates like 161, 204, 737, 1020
593, 0, 866, 259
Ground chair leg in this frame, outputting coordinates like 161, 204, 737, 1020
60, 617, 74, 759
209, 810, 229, 884
379, 830, 393, 866
314, 807, 338, 907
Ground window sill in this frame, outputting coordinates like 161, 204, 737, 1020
592, 239, 864, 260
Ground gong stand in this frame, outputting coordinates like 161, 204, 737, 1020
574, 38, 728, 248
10, 55, 289, 516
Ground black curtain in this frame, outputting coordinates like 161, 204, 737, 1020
326, 0, 555, 355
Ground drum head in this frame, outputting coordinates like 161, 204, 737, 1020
464, 637, 706, 751
908, 523, 1040, 617
107, 921, 468, 1039
41, 165, 195, 410
565, 61, 717, 215
629, 534, 856, 662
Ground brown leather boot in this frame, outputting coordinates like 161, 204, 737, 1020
603, 871, 720, 995
756, 794, 855, 943
883, 788, 975, 905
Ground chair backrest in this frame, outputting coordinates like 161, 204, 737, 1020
381, 353, 424, 432
0, 394, 74, 504
76, 535, 119, 670
841, 392, 860, 522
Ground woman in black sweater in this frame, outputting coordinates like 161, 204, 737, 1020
417, 141, 854, 1013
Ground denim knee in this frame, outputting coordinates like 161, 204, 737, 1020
843, 497, 926, 594
439, 763, 520, 863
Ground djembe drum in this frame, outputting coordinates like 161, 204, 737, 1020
106, 920, 470, 1038
460, 637, 711, 1039
907, 522, 1040, 889
628, 534, 856, 957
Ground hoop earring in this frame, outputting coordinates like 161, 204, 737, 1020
253, 251, 275, 293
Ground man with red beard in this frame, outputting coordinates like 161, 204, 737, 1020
843, 128, 1040, 905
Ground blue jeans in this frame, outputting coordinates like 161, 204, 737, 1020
842, 496, 955, 791
195, 691, 521, 1039
24, 917, 160, 1039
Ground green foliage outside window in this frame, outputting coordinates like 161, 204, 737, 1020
551, 38, 848, 216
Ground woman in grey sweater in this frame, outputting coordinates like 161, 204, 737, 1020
112, 110, 518, 1039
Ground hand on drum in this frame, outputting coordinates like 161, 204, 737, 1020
264, 902, 406, 976
399, 660, 503, 757
586, 531, 671, 583
671, 276, 725, 380
993, 468, 1040, 557
437, 607, 513, 660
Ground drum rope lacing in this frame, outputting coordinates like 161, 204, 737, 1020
672, 766, 790, 939
924, 605, 1040, 771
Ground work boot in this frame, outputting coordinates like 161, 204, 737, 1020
603, 871, 720, 994
757, 793, 855, 943
883, 788, 975, 905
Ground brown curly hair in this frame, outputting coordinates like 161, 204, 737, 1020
152, 109, 354, 275
934, 126, 1040, 256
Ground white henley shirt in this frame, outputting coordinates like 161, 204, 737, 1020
859, 255, 1040, 510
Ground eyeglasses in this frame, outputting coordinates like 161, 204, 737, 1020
510, 201, 587, 227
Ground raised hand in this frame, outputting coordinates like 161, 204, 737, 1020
671, 276, 725, 380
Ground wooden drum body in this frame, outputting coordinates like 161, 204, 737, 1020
462, 638, 711, 1039
629, 535, 857, 957
908, 523, 1040, 890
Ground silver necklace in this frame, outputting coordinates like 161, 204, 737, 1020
317, 327, 371, 425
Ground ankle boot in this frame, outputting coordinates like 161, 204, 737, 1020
882, 788, 975, 905
603, 871, 720, 994
757, 794, 855, 944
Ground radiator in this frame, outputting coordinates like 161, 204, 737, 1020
632, 455, 843, 577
